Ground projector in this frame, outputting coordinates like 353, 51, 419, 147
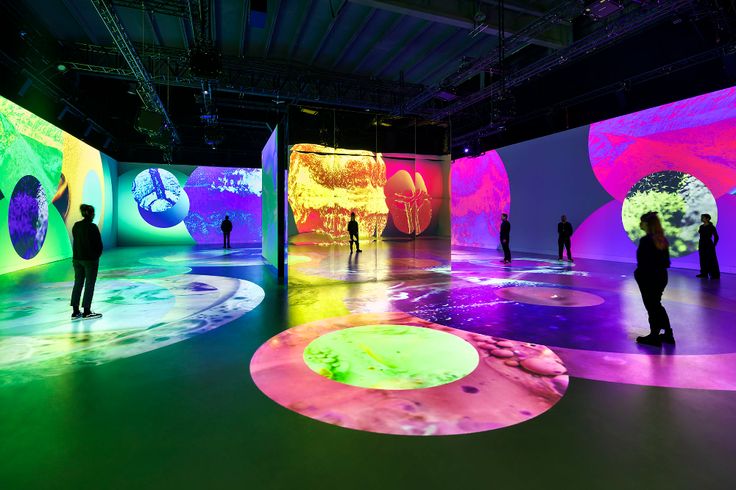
585, 0, 623, 20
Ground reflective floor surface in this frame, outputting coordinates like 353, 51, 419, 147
1, 240, 735, 489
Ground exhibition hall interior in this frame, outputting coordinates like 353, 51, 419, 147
2, 0, 736, 488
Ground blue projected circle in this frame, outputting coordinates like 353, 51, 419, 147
132, 168, 190, 228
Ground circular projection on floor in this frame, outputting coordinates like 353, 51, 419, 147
303, 325, 479, 390
495, 286, 605, 307
621, 171, 717, 256
0, 274, 264, 386
183, 167, 262, 244
250, 312, 568, 436
139, 248, 264, 267
8, 175, 49, 259
132, 168, 190, 228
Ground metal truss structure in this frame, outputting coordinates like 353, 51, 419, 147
89, 0, 179, 142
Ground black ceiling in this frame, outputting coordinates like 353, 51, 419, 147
1, 0, 735, 164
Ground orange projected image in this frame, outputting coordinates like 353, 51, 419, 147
289, 144, 389, 240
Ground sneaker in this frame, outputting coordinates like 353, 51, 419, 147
636, 334, 662, 347
696, 273, 707, 278
660, 332, 676, 344
82, 311, 102, 319
357, 249, 362, 253
71, 312, 82, 320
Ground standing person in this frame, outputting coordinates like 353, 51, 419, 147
500, 213, 511, 263
70, 204, 103, 320
557, 214, 574, 261
221, 215, 233, 249
634, 212, 673, 346
347, 212, 362, 253
697, 213, 720, 279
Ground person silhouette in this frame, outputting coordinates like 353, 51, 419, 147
696, 213, 720, 279
634, 212, 673, 346
557, 214, 574, 261
348, 212, 362, 253
221, 215, 233, 249
70, 204, 103, 320
500, 213, 511, 263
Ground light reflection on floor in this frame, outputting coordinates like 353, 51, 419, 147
288, 240, 736, 390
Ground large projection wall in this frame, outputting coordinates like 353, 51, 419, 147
451, 85, 736, 272
0, 95, 117, 275
288, 144, 450, 244
117, 163, 262, 246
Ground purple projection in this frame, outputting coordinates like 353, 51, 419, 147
183, 167, 262, 245
581, 85, 736, 269
8, 175, 49, 259
451, 151, 510, 249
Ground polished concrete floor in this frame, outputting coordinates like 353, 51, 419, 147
1, 240, 735, 489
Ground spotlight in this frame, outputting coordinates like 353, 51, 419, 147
464, 147, 470, 154
56, 64, 67, 72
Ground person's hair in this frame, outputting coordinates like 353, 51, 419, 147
502, 213, 508, 219
80, 204, 94, 219
701, 213, 711, 221
351, 212, 356, 218
225, 215, 229, 219
641, 212, 668, 250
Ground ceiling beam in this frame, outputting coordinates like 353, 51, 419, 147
263, 0, 283, 58
309, 0, 349, 65
288, 0, 317, 60
374, 22, 434, 78
348, 0, 571, 49
330, 8, 380, 69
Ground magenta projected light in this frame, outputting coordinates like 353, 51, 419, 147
8, 175, 49, 259
451, 151, 510, 248
250, 312, 568, 436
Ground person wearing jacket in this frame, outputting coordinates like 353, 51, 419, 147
70, 204, 104, 320
557, 215, 574, 261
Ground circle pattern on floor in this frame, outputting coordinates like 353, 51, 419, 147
303, 325, 479, 390
250, 312, 568, 436
0, 273, 264, 386
495, 286, 605, 307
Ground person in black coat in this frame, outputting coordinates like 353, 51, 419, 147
696, 213, 720, 279
70, 204, 104, 319
348, 212, 362, 253
221, 215, 233, 249
634, 212, 673, 346
557, 214, 574, 261
500, 213, 511, 263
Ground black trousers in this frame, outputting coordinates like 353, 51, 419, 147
501, 239, 511, 261
223, 232, 231, 248
699, 242, 720, 278
558, 238, 572, 259
635, 269, 671, 335
71, 259, 99, 311
349, 232, 360, 252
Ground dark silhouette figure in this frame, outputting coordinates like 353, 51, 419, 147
221, 215, 233, 249
500, 213, 511, 263
634, 212, 673, 347
70, 204, 103, 320
697, 213, 720, 279
348, 212, 362, 253
557, 215, 574, 261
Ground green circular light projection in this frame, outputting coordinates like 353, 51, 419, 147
303, 325, 479, 390
621, 171, 717, 256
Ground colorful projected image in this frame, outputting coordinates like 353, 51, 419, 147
0, 95, 116, 275
621, 171, 717, 256
8, 175, 49, 259
289, 144, 389, 241
450, 151, 510, 248
384, 170, 431, 235
118, 164, 261, 246
132, 168, 190, 228
251, 312, 568, 436
184, 167, 261, 244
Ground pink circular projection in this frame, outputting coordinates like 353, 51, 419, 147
495, 287, 605, 307
250, 312, 568, 436
451, 151, 510, 248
